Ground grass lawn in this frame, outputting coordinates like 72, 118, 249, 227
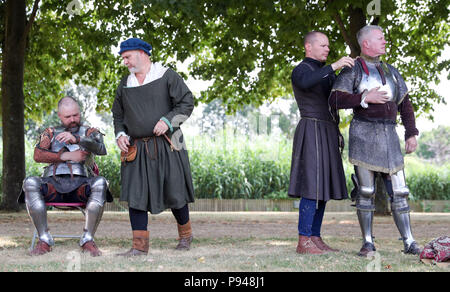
0, 211, 448, 272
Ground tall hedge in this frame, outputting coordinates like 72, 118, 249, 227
1, 134, 449, 201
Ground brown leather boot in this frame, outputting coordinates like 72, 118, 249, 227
116, 230, 149, 257
81, 241, 102, 257
30, 240, 52, 256
176, 220, 193, 250
296, 235, 325, 255
311, 236, 339, 252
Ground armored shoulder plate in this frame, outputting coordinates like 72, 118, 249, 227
331, 63, 363, 94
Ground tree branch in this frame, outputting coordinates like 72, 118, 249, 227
326, 0, 356, 55
333, 12, 351, 46
333, 11, 358, 56
21, 0, 40, 47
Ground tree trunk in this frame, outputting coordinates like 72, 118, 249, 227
346, 6, 366, 57
0, 0, 27, 211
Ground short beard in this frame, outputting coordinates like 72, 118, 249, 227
128, 66, 139, 74
128, 53, 144, 74
63, 121, 82, 133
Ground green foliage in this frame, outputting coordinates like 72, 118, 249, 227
416, 125, 450, 162
404, 156, 450, 200
12, 0, 128, 121
132, 0, 449, 115
188, 134, 291, 199
5, 130, 448, 201
94, 132, 122, 198
2, 0, 448, 120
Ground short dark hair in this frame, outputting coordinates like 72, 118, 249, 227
304, 31, 326, 46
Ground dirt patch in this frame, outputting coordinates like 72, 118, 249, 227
1, 211, 448, 242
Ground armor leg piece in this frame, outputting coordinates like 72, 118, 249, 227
389, 170, 420, 254
80, 176, 107, 246
23, 176, 55, 246
354, 166, 376, 246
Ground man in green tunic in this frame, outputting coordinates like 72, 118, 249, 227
112, 38, 195, 256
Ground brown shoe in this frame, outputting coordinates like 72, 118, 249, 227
296, 235, 325, 255
116, 230, 149, 257
30, 240, 52, 256
311, 236, 339, 252
176, 221, 193, 250
81, 241, 102, 257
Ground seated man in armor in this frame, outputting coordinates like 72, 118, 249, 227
329, 25, 421, 256
18, 96, 113, 256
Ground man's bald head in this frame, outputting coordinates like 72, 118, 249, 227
57, 96, 81, 129
58, 96, 80, 112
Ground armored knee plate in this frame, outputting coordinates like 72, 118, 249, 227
390, 170, 410, 213
23, 176, 42, 200
89, 176, 108, 206
80, 176, 108, 246
23, 176, 54, 246
354, 167, 376, 211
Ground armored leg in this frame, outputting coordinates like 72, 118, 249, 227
354, 167, 376, 244
23, 177, 54, 246
80, 176, 107, 247
389, 170, 420, 254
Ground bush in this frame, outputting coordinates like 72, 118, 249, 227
1, 132, 449, 201
404, 157, 450, 200
189, 134, 291, 199
91, 131, 122, 197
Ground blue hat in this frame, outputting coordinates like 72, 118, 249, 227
118, 38, 152, 56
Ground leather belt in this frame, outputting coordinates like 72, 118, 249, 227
135, 134, 180, 160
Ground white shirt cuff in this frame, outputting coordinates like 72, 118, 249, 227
115, 131, 129, 140
360, 90, 369, 109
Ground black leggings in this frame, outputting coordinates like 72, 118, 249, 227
129, 204, 190, 231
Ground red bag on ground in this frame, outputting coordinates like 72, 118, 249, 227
420, 236, 450, 262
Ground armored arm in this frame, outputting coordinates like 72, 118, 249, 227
329, 66, 364, 110
79, 128, 107, 156
33, 128, 65, 163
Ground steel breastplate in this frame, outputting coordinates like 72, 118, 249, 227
50, 126, 88, 152
44, 125, 90, 177
357, 62, 397, 102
